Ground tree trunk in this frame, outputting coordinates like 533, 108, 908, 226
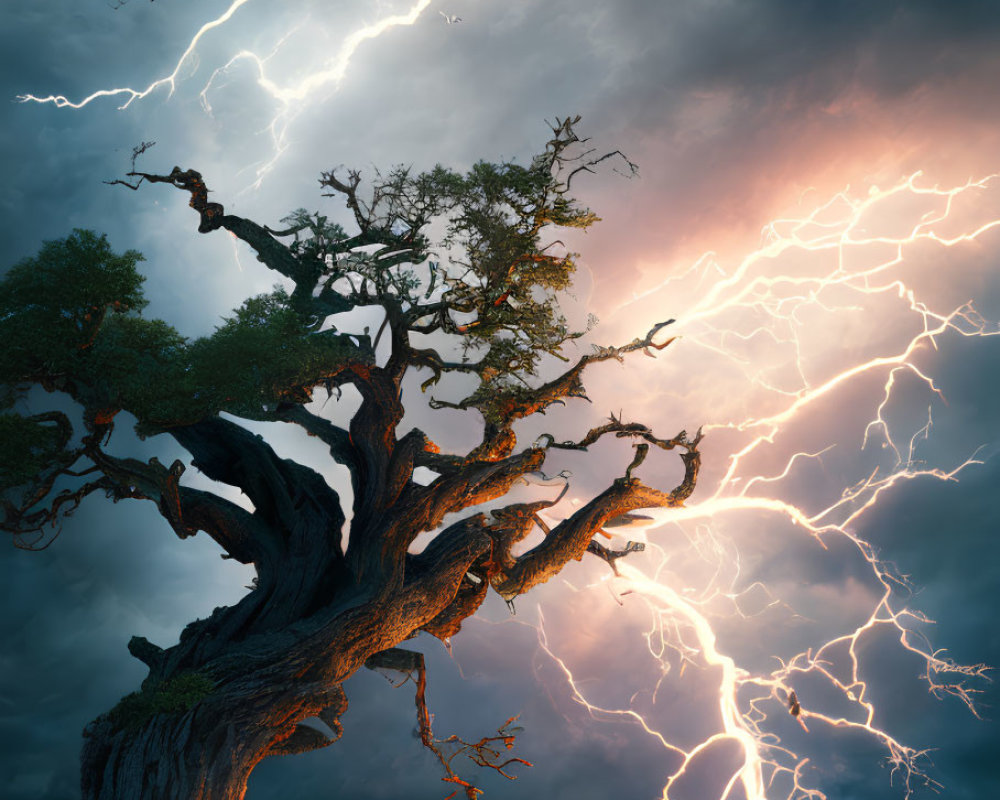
81, 647, 351, 800
82, 705, 264, 800
77, 503, 486, 799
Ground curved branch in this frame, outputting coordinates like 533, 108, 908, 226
267, 724, 336, 757
418, 574, 489, 641
170, 418, 296, 525
2, 476, 112, 550
364, 647, 530, 795
169, 417, 347, 564
85, 449, 195, 536
120, 167, 352, 318
428, 321, 677, 460
537, 411, 697, 455
395, 447, 547, 554
274, 404, 359, 479
178, 486, 270, 564
406, 345, 485, 391
585, 539, 646, 576
318, 168, 368, 233
0, 410, 92, 545
408, 483, 568, 640
403, 514, 493, 621
491, 431, 700, 600
316, 685, 349, 743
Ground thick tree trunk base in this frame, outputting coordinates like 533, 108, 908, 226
82, 703, 271, 800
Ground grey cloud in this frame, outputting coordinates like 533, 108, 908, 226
2, 1, 999, 798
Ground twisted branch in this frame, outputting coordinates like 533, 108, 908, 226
491, 428, 701, 600
365, 648, 530, 798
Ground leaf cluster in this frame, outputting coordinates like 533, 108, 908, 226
0, 230, 148, 386
314, 138, 606, 393
0, 233, 363, 451
0, 412, 65, 490
275, 209, 348, 263
428, 156, 599, 382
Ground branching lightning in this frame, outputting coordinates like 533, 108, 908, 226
13, 5, 997, 796
16, 0, 255, 110
16, 0, 437, 187
529, 173, 997, 799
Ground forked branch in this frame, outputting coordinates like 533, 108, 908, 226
365, 648, 530, 798
491, 427, 700, 600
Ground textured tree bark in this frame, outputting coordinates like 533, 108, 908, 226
82, 700, 270, 800
72, 417, 697, 798
76, 431, 493, 799
50, 121, 697, 797
82, 664, 351, 800
77, 571, 443, 800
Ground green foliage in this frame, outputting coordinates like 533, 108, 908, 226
79, 314, 189, 423
108, 286, 363, 433
278, 209, 348, 261
1, 126, 614, 464
345, 147, 602, 389
1, 232, 365, 440
431, 155, 599, 383
0, 412, 64, 491
0, 229, 147, 387
106, 672, 215, 732
90, 283, 364, 432
177, 287, 359, 420
0, 230, 154, 487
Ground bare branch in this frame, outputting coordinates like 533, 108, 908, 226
319, 167, 368, 232
365, 648, 530, 797
492, 430, 701, 600
1, 411, 92, 545
537, 410, 700, 455
2, 477, 112, 550
433, 320, 676, 417
110, 166, 359, 320
274, 404, 359, 478
103, 141, 156, 189
427, 320, 677, 463
586, 539, 646, 575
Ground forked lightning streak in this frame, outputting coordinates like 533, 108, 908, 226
534, 173, 996, 799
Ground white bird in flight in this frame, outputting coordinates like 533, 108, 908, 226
439, 11, 462, 24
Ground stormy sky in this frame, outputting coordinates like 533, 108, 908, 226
1, 1, 999, 798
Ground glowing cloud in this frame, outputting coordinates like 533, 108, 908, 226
532, 173, 997, 799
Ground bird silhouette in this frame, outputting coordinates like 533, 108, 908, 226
439, 11, 462, 24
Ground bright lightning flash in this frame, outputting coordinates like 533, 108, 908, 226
16, 0, 255, 110
16, 0, 436, 188
14, 7, 997, 795
530, 173, 997, 800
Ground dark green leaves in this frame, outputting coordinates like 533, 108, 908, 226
0, 412, 66, 491
1, 233, 367, 440
0, 229, 147, 385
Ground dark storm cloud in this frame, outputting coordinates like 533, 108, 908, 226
2, 1, 999, 799
593, 0, 1000, 111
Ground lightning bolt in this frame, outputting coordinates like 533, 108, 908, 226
14, 6, 997, 794
16, 0, 436, 187
530, 173, 996, 799
16, 0, 255, 110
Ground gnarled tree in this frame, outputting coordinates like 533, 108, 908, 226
0, 118, 700, 799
